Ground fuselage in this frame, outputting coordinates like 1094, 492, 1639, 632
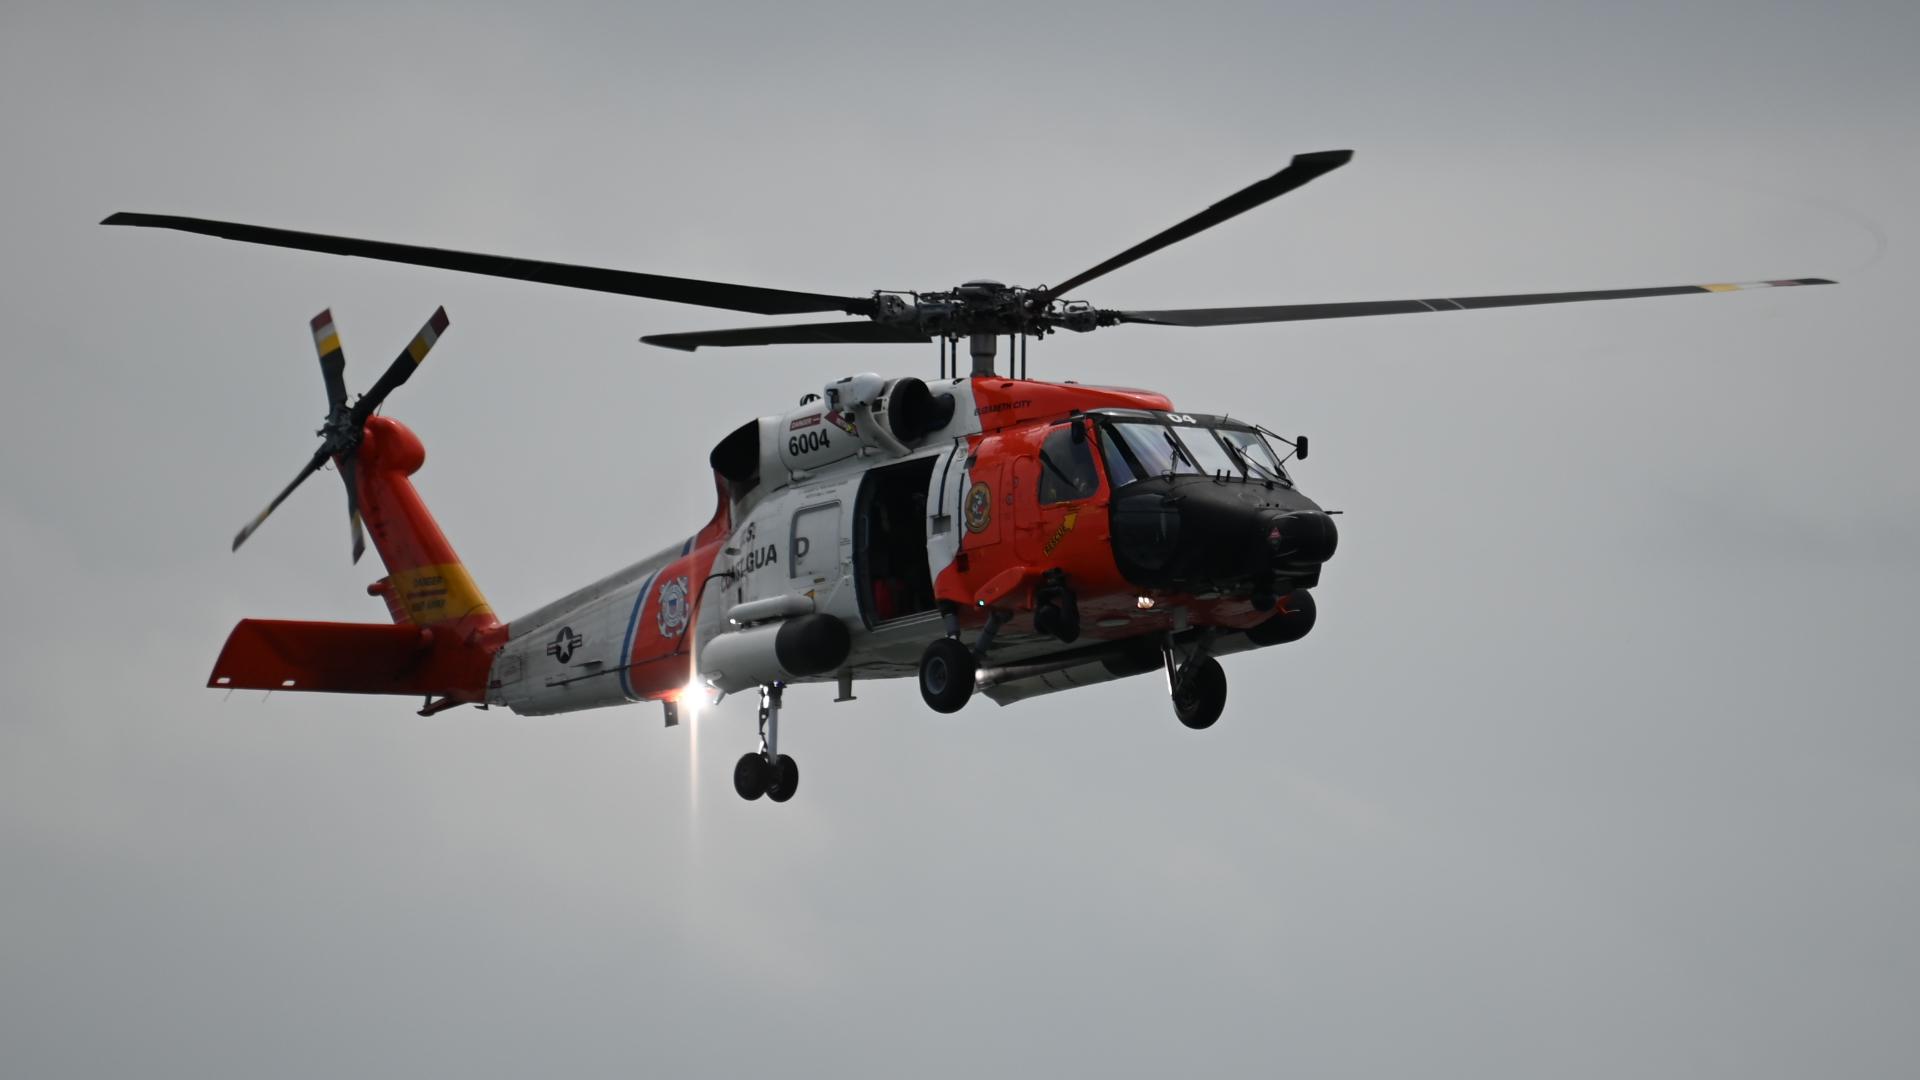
484, 373, 1335, 716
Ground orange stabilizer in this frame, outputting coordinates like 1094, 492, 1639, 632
208, 619, 495, 700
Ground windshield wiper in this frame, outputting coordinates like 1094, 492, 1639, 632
1219, 439, 1261, 483
1160, 430, 1196, 476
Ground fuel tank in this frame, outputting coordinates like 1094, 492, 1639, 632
699, 613, 853, 694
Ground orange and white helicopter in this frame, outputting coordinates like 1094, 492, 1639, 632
105, 150, 1831, 802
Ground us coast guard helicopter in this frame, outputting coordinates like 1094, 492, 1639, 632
104, 150, 1832, 802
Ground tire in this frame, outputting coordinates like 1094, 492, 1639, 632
1172, 655, 1227, 730
767, 754, 800, 803
919, 638, 977, 714
733, 752, 771, 801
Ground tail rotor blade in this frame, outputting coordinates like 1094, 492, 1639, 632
349, 307, 449, 426
310, 309, 348, 411
232, 447, 330, 552
337, 453, 366, 563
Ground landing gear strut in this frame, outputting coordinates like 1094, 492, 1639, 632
734, 682, 799, 802
1165, 635, 1227, 730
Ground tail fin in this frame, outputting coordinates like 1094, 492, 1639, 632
353, 414, 497, 634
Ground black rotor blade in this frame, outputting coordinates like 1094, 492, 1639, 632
310, 308, 348, 411
102, 212, 875, 317
1109, 277, 1836, 328
337, 454, 366, 564
349, 307, 450, 427
641, 320, 930, 352
233, 447, 330, 552
1046, 149, 1353, 300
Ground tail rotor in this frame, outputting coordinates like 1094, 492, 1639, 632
230, 306, 451, 562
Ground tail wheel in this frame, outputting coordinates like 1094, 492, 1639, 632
767, 754, 800, 803
733, 752, 771, 801
919, 638, 976, 714
1172, 655, 1227, 730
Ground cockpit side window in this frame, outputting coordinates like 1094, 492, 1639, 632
1098, 426, 1140, 488
1038, 424, 1101, 505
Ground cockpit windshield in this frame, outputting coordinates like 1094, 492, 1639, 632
1101, 418, 1292, 487
1216, 427, 1291, 483
1109, 421, 1192, 477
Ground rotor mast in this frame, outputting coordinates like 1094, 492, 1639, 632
969, 333, 996, 377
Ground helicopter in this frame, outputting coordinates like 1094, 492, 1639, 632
103, 149, 1832, 803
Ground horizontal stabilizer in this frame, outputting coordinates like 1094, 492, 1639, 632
208, 619, 453, 696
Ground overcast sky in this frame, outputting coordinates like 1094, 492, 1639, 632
3, 2, 1917, 1077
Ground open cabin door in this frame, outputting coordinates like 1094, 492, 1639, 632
854, 456, 939, 626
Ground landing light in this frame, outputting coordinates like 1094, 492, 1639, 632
678, 681, 713, 722
1136, 596, 1156, 610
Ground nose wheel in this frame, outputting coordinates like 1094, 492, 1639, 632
734, 683, 800, 803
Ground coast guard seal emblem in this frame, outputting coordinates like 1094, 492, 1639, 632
656, 575, 691, 636
964, 481, 992, 534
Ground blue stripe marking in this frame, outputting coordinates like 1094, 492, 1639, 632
680, 535, 694, 556
618, 568, 662, 701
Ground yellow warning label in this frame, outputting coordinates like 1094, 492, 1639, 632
389, 563, 493, 624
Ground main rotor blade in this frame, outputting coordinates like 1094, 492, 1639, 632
1109, 277, 1836, 328
101, 212, 876, 318
233, 447, 330, 552
310, 308, 348, 411
1045, 149, 1353, 300
349, 307, 449, 427
641, 320, 930, 352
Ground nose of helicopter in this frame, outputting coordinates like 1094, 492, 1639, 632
1109, 478, 1338, 595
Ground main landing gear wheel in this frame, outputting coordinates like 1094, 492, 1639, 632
919, 637, 976, 714
736, 683, 800, 803
1172, 655, 1227, 730
734, 752, 772, 801
767, 754, 799, 803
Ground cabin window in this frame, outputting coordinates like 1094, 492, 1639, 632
790, 502, 841, 582
1037, 425, 1100, 505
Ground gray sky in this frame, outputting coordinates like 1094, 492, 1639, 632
3, 2, 1917, 1076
